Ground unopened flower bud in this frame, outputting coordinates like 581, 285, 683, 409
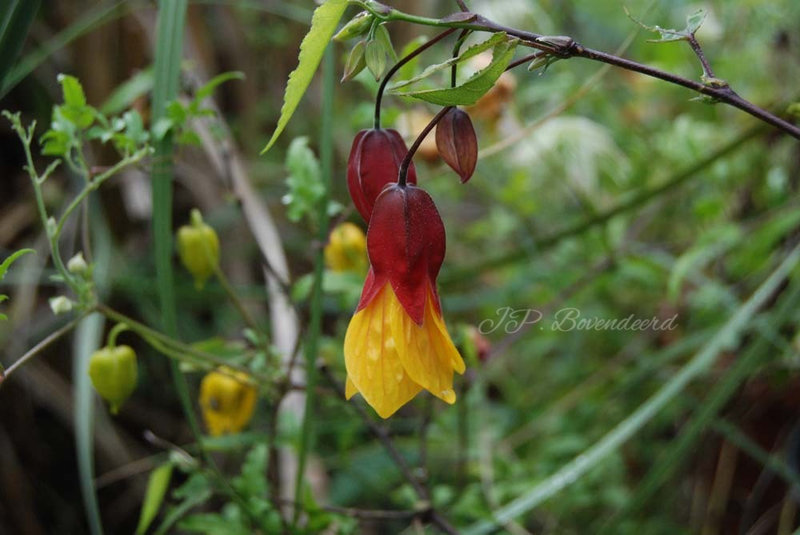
67, 252, 88, 275
177, 209, 219, 290
49, 296, 73, 315
333, 11, 372, 42
342, 40, 367, 82
347, 128, 417, 222
324, 222, 367, 274
89, 345, 138, 414
436, 108, 478, 183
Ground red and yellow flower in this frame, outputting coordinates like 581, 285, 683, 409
344, 183, 465, 418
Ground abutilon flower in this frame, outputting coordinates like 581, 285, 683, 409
344, 183, 465, 418
347, 128, 417, 222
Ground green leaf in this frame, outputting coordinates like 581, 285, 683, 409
395, 37, 518, 106
624, 7, 706, 43
56, 74, 95, 128
101, 68, 153, 115
135, 463, 174, 535
58, 73, 87, 107
178, 513, 251, 535
232, 444, 269, 498
194, 71, 244, 102
390, 32, 508, 91
685, 9, 707, 35
282, 136, 323, 223
0, 248, 33, 280
395, 36, 428, 82
260, 0, 348, 154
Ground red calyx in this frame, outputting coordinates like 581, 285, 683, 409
346, 128, 418, 222
435, 108, 478, 183
357, 184, 445, 325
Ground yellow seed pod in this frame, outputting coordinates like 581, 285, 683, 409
177, 209, 219, 290
89, 345, 138, 414
199, 367, 257, 436
324, 222, 367, 274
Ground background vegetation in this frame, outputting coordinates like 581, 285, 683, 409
1, 0, 800, 533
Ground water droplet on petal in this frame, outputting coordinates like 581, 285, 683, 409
439, 389, 456, 404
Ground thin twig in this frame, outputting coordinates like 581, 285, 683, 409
360, 3, 800, 139
398, 106, 453, 186
687, 34, 715, 80
319, 364, 429, 500
1, 311, 89, 383
374, 28, 457, 128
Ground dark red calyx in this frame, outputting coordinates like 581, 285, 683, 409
346, 128, 417, 222
435, 107, 477, 183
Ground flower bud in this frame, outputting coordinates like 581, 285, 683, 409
342, 40, 367, 82
199, 367, 257, 436
49, 296, 73, 315
333, 11, 372, 42
436, 108, 478, 183
177, 209, 219, 290
347, 129, 417, 222
324, 222, 368, 274
67, 252, 88, 275
365, 39, 387, 81
89, 345, 138, 414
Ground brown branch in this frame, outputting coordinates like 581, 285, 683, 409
1, 311, 89, 384
375, 27, 458, 128
366, 3, 800, 140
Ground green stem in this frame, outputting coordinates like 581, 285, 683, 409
293, 44, 334, 525
212, 265, 261, 338
55, 147, 150, 240
105, 322, 129, 349
97, 304, 271, 383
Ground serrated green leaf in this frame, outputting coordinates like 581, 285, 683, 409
135, 463, 174, 535
232, 444, 269, 497
390, 33, 508, 92
685, 9, 707, 35
260, 0, 347, 154
0, 248, 33, 279
57, 73, 87, 108
396, 37, 518, 106
283, 136, 323, 223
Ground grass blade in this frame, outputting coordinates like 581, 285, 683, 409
0, 0, 40, 93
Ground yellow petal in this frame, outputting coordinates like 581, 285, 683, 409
344, 285, 422, 418
390, 287, 465, 405
345, 375, 358, 399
